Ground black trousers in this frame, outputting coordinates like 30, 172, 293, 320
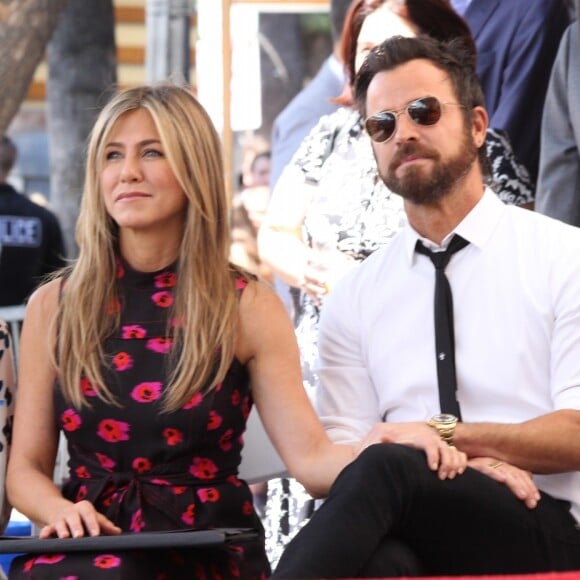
272, 443, 580, 578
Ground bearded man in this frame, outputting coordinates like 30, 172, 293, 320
272, 35, 580, 579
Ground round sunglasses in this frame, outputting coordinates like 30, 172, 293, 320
364, 96, 465, 143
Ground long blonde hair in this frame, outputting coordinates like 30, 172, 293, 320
56, 84, 242, 412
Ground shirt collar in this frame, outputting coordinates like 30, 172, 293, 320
403, 187, 506, 264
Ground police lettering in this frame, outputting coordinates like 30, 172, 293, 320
0, 216, 42, 247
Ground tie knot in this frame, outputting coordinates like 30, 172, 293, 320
415, 235, 469, 270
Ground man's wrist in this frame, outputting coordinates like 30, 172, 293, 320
427, 413, 458, 446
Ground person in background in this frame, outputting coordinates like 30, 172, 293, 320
258, 0, 534, 567
536, 0, 580, 225
269, 0, 352, 318
452, 0, 570, 183
6, 84, 389, 578
273, 34, 580, 579
0, 136, 66, 306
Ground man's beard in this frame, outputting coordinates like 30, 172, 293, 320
380, 128, 479, 205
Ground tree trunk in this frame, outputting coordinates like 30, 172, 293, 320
0, 0, 69, 133
47, 0, 117, 257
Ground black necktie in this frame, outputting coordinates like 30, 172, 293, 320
415, 235, 469, 419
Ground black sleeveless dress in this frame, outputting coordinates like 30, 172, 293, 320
9, 261, 270, 579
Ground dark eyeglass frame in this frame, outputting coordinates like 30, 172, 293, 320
364, 96, 465, 144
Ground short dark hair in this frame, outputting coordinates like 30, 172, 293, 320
0, 135, 17, 176
354, 35, 488, 172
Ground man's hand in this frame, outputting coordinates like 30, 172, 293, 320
468, 457, 541, 509
357, 422, 468, 480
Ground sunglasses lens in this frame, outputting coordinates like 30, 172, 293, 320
365, 113, 396, 143
408, 97, 442, 126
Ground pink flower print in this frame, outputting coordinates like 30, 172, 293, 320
130, 508, 144, 533
76, 485, 88, 501
231, 389, 241, 406
207, 410, 223, 430
189, 457, 218, 480
215, 382, 223, 392
235, 277, 248, 290
113, 351, 133, 371
96, 452, 116, 471
122, 325, 147, 339
154, 271, 177, 289
150, 478, 171, 486
75, 465, 91, 479
227, 475, 242, 488
131, 381, 162, 403
172, 486, 187, 495
241, 396, 251, 419
183, 392, 203, 410
80, 377, 97, 397
197, 487, 220, 503
162, 427, 183, 446
146, 337, 173, 354
181, 503, 195, 526
62, 409, 82, 432
23, 558, 35, 572
151, 291, 173, 308
219, 428, 234, 452
94, 554, 122, 569
35, 554, 66, 565
97, 419, 130, 443
132, 457, 152, 474
242, 500, 254, 516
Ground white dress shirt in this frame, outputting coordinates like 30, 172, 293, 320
315, 188, 580, 522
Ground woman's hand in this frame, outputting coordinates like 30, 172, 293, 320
302, 248, 355, 305
468, 457, 541, 509
357, 422, 468, 480
40, 500, 122, 539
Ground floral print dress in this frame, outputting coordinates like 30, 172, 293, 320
9, 262, 270, 580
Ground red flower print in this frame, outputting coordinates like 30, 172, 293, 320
35, 554, 66, 565
113, 351, 133, 371
94, 554, 121, 569
80, 377, 97, 397
241, 397, 251, 419
132, 457, 151, 474
62, 409, 82, 432
131, 381, 162, 403
75, 466, 91, 479
197, 487, 220, 503
207, 410, 223, 430
97, 419, 130, 443
231, 389, 241, 406
189, 457, 218, 480
215, 382, 223, 392
235, 277, 248, 290
106, 297, 121, 315
151, 291, 173, 308
151, 478, 171, 486
146, 337, 173, 354
96, 452, 116, 471
122, 325, 147, 339
23, 558, 35, 572
227, 475, 242, 488
76, 485, 88, 501
154, 271, 177, 288
172, 486, 187, 495
219, 429, 234, 452
183, 392, 203, 409
130, 509, 144, 533
116, 262, 125, 279
181, 503, 195, 526
229, 560, 241, 578
242, 500, 254, 516
162, 427, 183, 446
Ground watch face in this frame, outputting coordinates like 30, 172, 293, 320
431, 413, 457, 424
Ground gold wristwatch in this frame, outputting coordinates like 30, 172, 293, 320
427, 413, 458, 446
